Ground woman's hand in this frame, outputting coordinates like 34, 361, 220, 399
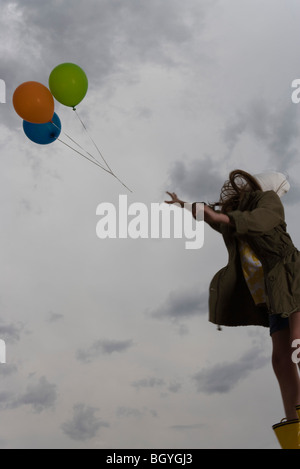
165, 192, 185, 208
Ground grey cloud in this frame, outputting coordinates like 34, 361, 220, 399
1, 0, 216, 142
266, 105, 299, 171
0, 321, 23, 344
61, 403, 109, 441
131, 377, 183, 397
0, 392, 11, 406
222, 99, 300, 206
76, 338, 134, 363
166, 100, 300, 207
283, 182, 300, 206
165, 156, 224, 204
46, 311, 64, 323
149, 287, 208, 321
223, 110, 248, 153
2, 0, 210, 102
223, 100, 300, 174
0, 364, 18, 378
168, 381, 182, 393
0, 376, 58, 413
192, 347, 269, 394
116, 406, 157, 419
11, 376, 57, 413
132, 377, 165, 390
117, 406, 144, 419
166, 105, 300, 206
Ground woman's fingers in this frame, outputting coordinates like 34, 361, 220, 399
166, 191, 177, 199
165, 191, 176, 204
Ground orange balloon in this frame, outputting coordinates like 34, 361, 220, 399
13, 81, 55, 124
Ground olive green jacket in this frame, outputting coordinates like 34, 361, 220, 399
208, 190, 300, 327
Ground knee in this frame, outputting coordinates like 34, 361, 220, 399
272, 347, 292, 375
271, 327, 298, 376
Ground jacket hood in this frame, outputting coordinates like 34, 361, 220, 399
253, 172, 290, 198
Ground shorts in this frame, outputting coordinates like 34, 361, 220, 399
257, 303, 290, 336
269, 313, 289, 336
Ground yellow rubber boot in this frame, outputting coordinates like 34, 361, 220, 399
272, 419, 300, 449
296, 405, 300, 419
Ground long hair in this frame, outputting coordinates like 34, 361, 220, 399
212, 169, 263, 213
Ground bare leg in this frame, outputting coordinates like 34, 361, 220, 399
289, 311, 300, 374
271, 324, 300, 421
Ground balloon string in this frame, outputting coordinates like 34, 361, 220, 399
110, 171, 133, 193
51, 121, 107, 171
57, 138, 133, 193
62, 130, 107, 170
57, 138, 113, 174
58, 137, 133, 192
72, 108, 133, 193
73, 108, 113, 174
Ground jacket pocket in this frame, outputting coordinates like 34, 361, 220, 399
266, 263, 289, 314
284, 263, 294, 296
284, 260, 300, 304
266, 261, 299, 314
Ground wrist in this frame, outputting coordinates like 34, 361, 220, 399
218, 213, 230, 225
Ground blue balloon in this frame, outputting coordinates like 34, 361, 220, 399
23, 112, 61, 145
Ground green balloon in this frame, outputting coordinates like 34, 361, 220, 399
49, 63, 88, 108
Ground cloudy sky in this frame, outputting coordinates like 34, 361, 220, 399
1, 0, 300, 449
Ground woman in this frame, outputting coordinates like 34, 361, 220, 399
166, 169, 300, 449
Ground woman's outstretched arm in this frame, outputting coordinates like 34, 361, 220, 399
202, 203, 230, 226
165, 192, 230, 226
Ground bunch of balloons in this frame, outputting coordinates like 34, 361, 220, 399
13, 64, 131, 191
13, 63, 88, 145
